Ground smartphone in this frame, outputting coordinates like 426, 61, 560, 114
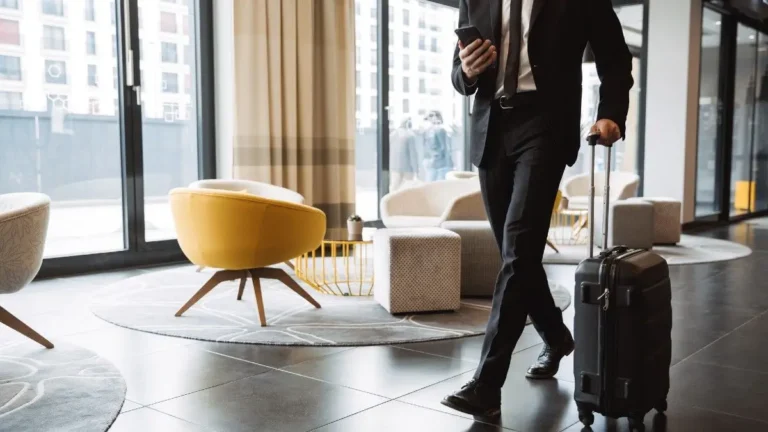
454, 26, 483, 47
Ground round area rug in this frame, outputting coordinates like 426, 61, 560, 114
0, 341, 126, 432
90, 266, 571, 346
542, 234, 751, 265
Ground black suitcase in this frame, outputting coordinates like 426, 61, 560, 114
572, 135, 673, 432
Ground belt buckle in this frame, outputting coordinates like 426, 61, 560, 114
499, 95, 514, 110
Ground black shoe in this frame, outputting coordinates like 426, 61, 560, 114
526, 327, 575, 379
441, 379, 501, 418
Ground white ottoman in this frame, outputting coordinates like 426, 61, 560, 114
373, 228, 461, 314
439, 220, 499, 297
632, 197, 682, 244
594, 199, 654, 250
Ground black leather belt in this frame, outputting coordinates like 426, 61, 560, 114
497, 91, 539, 110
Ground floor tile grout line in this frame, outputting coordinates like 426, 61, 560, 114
142, 370, 272, 410
201, 348, 397, 400
304, 400, 393, 432
686, 358, 768, 377
395, 399, 524, 432
141, 405, 218, 431
673, 308, 768, 368
691, 405, 768, 426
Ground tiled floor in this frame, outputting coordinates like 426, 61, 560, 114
2, 223, 768, 431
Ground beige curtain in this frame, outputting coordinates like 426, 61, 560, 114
233, 0, 356, 229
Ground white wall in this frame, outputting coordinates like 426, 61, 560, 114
213, 0, 235, 179
643, 0, 702, 223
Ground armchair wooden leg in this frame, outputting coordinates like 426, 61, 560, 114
546, 238, 560, 253
236, 277, 247, 301
252, 268, 321, 310
248, 272, 267, 327
275, 271, 321, 309
176, 270, 244, 317
195, 266, 205, 273
283, 260, 295, 270
0, 306, 54, 349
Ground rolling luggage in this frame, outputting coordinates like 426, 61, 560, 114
572, 134, 673, 432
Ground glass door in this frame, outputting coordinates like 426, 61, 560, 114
0, 0, 214, 277
137, 0, 201, 242
729, 23, 757, 216
695, 8, 726, 219
0, 0, 126, 258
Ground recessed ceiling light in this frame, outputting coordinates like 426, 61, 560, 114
750, 34, 756, 39
715, 21, 722, 25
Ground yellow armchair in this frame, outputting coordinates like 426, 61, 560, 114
169, 188, 326, 326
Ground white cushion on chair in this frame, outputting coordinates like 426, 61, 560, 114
189, 179, 305, 204
373, 228, 461, 314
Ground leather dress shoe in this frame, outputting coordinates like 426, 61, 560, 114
526, 327, 575, 379
441, 379, 501, 417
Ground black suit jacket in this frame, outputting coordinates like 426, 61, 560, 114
452, 0, 634, 167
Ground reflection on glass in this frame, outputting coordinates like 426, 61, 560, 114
141, 0, 200, 241
730, 24, 758, 216
386, 0, 465, 194
354, 0, 379, 221
695, 9, 723, 217
0, 3, 124, 257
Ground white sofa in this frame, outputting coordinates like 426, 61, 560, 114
0, 193, 54, 348
380, 179, 485, 228
561, 171, 640, 210
189, 179, 305, 204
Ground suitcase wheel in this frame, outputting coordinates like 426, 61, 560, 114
628, 415, 645, 432
655, 399, 668, 413
578, 410, 594, 426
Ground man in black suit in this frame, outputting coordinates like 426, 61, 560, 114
441, 0, 633, 417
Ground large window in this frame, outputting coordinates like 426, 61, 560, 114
353, 0, 645, 221
353, 0, 379, 221
695, 7, 768, 220
354, 0, 469, 220
0, 0, 214, 274
387, 0, 465, 195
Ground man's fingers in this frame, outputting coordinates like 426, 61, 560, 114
470, 48, 496, 72
458, 39, 483, 60
462, 40, 491, 63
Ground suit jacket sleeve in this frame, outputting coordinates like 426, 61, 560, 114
588, 0, 634, 139
452, 0, 478, 96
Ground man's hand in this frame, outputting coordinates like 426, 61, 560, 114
459, 39, 497, 82
590, 119, 621, 145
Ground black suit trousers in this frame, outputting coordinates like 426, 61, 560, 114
473, 101, 567, 386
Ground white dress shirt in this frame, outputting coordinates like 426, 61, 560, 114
495, 0, 536, 98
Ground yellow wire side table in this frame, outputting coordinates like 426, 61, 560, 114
294, 228, 376, 296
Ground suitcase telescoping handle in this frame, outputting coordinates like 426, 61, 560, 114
587, 132, 612, 258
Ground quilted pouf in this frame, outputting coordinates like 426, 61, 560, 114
594, 198, 655, 250
440, 220, 499, 297
631, 197, 682, 245
373, 228, 461, 314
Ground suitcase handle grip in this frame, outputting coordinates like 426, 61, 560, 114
587, 132, 612, 258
